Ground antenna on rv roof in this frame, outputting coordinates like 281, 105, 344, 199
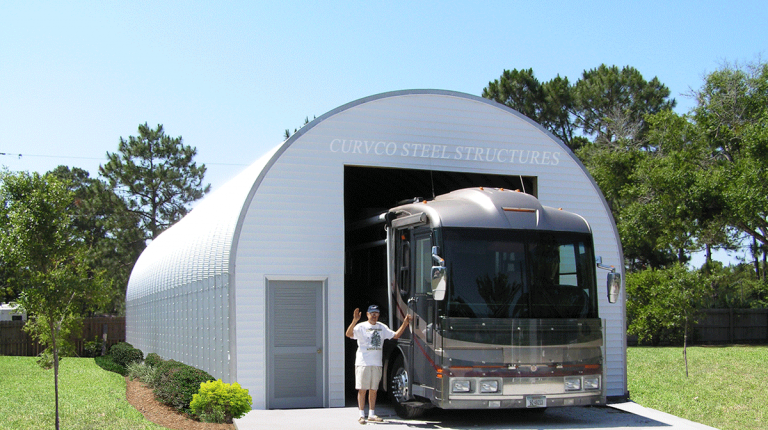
519, 175, 527, 194
430, 170, 436, 200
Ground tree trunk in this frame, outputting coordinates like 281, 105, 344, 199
50, 319, 60, 430
705, 243, 712, 268
683, 317, 689, 378
754, 237, 761, 280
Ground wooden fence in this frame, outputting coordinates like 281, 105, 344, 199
0, 316, 125, 357
695, 309, 768, 344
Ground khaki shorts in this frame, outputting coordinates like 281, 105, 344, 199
355, 366, 383, 390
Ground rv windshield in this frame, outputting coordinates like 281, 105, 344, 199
443, 228, 598, 319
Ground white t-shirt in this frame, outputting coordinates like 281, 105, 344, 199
352, 321, 396, 367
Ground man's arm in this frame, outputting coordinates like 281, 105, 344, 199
345, 308, 362, 338
392, 314, 412, 339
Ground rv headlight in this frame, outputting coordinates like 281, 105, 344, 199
480, 380, 499, 393
452, 380, 471, 393
584, 376, 600, 390
564, 376, 581, 391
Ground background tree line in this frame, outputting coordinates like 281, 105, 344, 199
483, 60, 768, 345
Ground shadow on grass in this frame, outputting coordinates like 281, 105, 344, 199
94, 355, 127, 376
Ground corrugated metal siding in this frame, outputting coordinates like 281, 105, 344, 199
125, 146, 280, 382
234, 91, 626, 407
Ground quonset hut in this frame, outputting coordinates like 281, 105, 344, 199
125, 90, 627, 410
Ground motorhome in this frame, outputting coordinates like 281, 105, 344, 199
355, 187, 620, 417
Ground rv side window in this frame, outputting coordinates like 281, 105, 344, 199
415, 234, 432, 295
558, 244, 578, 286
397, 231, 410, 298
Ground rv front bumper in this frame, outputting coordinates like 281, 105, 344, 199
438, 375, 604, 409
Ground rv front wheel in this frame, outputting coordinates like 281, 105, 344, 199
388, 355, 426, 419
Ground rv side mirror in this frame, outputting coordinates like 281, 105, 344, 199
431, 265, 447, 301
431, 246, 447, 301
607, 272, 621, 303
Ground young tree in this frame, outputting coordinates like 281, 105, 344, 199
100, 123, 210, 239
0, 170, 108, 430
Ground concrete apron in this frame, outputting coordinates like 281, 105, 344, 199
234, 402, 718, 430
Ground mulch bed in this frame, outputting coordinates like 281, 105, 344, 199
125, 377, 236, 430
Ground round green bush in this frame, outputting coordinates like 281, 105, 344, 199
190, 379, 253, 423
145, 352, 164, 368
109, 342, 144, 367
153, 361, 214, 412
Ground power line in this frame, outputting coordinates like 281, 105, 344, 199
0, 152, 103, 161
0, 151, 248, 167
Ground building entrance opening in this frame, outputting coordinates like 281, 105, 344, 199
342, 165, 535, 402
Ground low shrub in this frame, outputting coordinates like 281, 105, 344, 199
153, 360, 214, 412
110, 342, 143, 367
144, 352, 164, 368
190, 379, 253, 423
152, 360, 184, 387
126, 361, 158, 385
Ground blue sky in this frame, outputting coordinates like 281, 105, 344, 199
2, 1, 766, 265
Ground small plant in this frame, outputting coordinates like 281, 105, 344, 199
82, 338, 103, 357
109, 342, 143, 367
153, 361, 214, 412
144, 352, 164, 368
126, 361, 158, 385
36, 350, 55, 370
190, 379, 253, 423
198, 405, 226, 423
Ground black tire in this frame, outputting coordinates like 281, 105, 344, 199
388, 355, 426, 419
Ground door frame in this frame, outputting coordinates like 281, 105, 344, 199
265, 276, 328, 409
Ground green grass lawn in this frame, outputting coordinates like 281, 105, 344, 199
628, 345, 766, 430
2, 347, 765, 429
0, 356, 166, 430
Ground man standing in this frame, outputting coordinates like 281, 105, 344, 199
346, 304, 411, 424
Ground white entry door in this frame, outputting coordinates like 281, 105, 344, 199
267, 280, 325, 408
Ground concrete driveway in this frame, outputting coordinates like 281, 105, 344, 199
234, 402, 717, 430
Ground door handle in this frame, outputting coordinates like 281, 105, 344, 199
317, 348, 322, 354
